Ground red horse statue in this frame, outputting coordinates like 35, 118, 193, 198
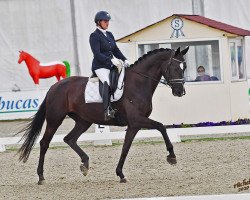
18, 51, 71, 85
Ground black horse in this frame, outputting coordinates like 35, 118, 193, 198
17, 47, 189, 184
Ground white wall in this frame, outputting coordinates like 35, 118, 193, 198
204, 0, 250, 78
1, 0, 249, 90
0, 0, 250, 121
74, 0, 193, 76
0, 0, 75, 91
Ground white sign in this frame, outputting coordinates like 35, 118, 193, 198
0, 89, 47, 120
93, 124, 112, 146
170, 17, 185, 38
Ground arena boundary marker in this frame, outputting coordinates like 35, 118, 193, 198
114, 193, 250, 200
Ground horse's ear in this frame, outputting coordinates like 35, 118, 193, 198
181, 46, 189, 55
174, 47, 181, 57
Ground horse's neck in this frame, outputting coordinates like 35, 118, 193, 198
24, 54, 39, 70
127, 54, 166, 96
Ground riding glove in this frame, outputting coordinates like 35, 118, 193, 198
111, 58, 121, 67
124, 60, 130, 68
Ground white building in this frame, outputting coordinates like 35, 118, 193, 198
117, 14, 250, 124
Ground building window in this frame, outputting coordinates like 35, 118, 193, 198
229, 39, 245, 80
138, 40, 221, 83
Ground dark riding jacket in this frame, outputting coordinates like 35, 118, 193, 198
89, 28, 126, 73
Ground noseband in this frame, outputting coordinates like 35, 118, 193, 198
162, 54, 186, 95
164, 56, 185, 85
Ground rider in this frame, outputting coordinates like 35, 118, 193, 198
89, 11, 130, 120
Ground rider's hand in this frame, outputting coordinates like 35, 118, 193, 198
111, 58, 121, 67
124, 60, 130, 68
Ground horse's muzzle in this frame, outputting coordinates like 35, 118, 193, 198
172, 87, 186, 97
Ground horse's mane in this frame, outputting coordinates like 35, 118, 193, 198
130, 48, 172, 67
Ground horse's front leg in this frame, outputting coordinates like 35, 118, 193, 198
133, 116, 176, 165
56, 75, 60, 81
31, 75, 39, 85
116, 128, 139, 183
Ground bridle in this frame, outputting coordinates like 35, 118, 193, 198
163, 54, 186, 95
164, 53, 186, 85
131, 52, 186, 87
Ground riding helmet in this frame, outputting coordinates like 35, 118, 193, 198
94, 11, 111, 24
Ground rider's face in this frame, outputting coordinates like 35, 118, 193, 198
99, 20, 109, 30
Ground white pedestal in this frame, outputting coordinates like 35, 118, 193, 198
0, 145, 6, 152
93, 124, 112, 146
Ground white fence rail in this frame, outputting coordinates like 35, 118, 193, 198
0, 129, 180, 152
1, 124, 250, 152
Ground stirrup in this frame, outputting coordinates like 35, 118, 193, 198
108, 106, 116, 118
104, 106, 115, 121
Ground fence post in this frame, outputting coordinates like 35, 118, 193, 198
93, 124, 112, 146
0, 144, 6, 152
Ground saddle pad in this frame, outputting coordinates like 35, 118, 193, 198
85, 67, 125, 103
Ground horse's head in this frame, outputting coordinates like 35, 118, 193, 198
162, 47, 189, 97
18, 50, 26, 64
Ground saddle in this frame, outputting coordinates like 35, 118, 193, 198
85, 65, 125, 104
90, 66, 122, 99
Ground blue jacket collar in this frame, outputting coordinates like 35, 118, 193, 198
95, 28, 112, 42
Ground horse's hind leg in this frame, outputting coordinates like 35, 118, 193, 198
37, 122, 62, 185
63, 114, 92, 176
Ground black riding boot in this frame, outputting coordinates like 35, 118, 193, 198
102, 81, 115, 121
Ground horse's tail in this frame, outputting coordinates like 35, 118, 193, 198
17, 96, 47, 163
63, 61, 71, 77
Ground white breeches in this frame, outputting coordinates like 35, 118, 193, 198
95, 68, 110, 85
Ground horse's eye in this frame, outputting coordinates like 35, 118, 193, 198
180, 63, 184, 70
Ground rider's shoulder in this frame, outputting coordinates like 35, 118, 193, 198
106, 31, 114, 38
90, 30, 99, 38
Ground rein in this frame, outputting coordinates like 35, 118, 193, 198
130, 56, 185, 87
130, 69, 169, 86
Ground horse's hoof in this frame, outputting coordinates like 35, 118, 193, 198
80, 164, 88, 176
38, 180, 45, 185
120, 177, 128, 183
167, 155, 177, 165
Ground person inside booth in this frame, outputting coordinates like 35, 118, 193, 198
195, 65, 211, 81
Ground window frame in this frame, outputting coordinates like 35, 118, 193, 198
229, 37, 246, 82
136, 37, 224, 85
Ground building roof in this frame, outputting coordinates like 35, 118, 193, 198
117, 14, 250, 41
